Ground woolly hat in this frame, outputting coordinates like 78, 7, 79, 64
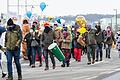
7, 18, 14, 26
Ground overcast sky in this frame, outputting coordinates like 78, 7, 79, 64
0, 0, 120, 16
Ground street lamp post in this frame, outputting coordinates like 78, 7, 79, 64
114, 9, 118, 32
18, 0, 19, 15
7, 0, 9, 14
25, 0, 27, 12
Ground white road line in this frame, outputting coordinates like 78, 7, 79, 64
114, 68, 120, 71
86, 76, 98, 80
99, 71, 115, 75
72, 76, 88, 80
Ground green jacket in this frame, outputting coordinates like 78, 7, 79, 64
5, 29, 21, 50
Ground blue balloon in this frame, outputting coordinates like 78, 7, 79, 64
40, 2, 46, 11
56, 18, 61, 24
26, 11, 32, 18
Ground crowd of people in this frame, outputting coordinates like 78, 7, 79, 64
0, 17, 119, 80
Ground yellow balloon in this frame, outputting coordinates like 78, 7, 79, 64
77, 27, 87, 34
48, 16, 54, 20
75, 16, 87, 28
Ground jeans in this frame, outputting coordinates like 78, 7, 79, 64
27, 46, 32, 65
31, 46, 42, 65
106, 44, 112, 58
87, 45, 96, 63
6, 49, 22, 76
96, 44, 103, 60
44, 49, 55, 67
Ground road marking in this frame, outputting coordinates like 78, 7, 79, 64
86, 76, 98, 80
72, 76, 88, 80
100, 71, 116, 75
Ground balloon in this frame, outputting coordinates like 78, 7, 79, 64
26, 11, 32, 18
75, 16, 86, 28
40, 2, 46, 11
48, 16, 54, 21
77, 27, 87, 34
56, 18, 61, 24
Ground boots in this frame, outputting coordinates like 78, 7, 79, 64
18, 75, 22, 80
18, 73, 22, 80
61, 63, 65, 67
66, 61, 70, 67
44, 66, 49, 71
6, 75, 13, 80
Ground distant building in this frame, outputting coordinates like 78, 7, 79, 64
100, 17, 120, 31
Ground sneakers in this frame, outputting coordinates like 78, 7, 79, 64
2, 72, 7, 78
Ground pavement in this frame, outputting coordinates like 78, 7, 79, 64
1, 48, 120, 80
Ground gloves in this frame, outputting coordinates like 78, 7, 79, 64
1, 47, 6, 52
14, 46, 19, 50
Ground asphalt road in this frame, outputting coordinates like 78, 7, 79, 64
1, 48, 120, 80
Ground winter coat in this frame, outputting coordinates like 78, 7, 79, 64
22, 24, 30, 53
24, 32, 32, 47
104, 32, 116, 45
22, 24, 30, 39
74, 37, 83, 48
95, 30, 104, 44
54, 30, 63, 46
5, 27, 21, 51
41, 30, 55, 49
85, 29, 97, 46
60, 32, 72, 49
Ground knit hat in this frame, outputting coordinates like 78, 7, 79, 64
7, 18, 14, 26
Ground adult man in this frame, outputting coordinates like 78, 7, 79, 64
41, 24, 56, 70
5, 18, 22, 80
85, 25, 97, 65
95, 23, 104, 61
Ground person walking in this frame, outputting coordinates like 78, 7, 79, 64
22, 19, 30, 60
41, 23, 56, 70
5, 18, 22, 80
74, 32, 83, 62
95, 24, 104, 61
85, 25, 97, 65
60, 27, 72, 67
104, 26, 116, 59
